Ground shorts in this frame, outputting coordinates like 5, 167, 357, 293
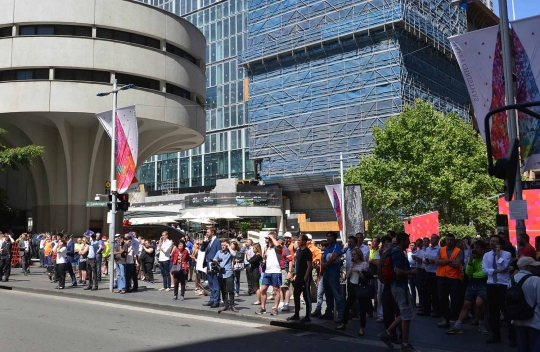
189, 259, 195, 268
464, 280, 487, 302
73, 257, 80, 267
391, 286, 414, 321
281, 269, 290, 288
262, 273, 282, 288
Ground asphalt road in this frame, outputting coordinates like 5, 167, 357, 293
0, 290, 390, 352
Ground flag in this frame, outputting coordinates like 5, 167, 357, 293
96, 105, 138, 194
450, 26, 509, 160
325, 185, 344, 241
511, 15, 540, 172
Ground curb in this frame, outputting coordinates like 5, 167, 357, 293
5, 284, 347, 337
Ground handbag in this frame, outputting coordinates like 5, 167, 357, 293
233, 262, 244, 271
355, 281, 375, 299
171, 263, 182, 274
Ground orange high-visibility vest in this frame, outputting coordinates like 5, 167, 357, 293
436, 247, 463, 280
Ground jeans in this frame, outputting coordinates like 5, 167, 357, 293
376, 280, 384, 318
234, 270, 241, 294
57, 263, 66, 288
315, 277, 325, 311
293, 277, 312, 318
245, 265, 253, 293
408, 275, 417, 307
96, 254, 102, 280
116, 263, 126, 290
126, 263, 137, 291
207, 270, 220, 304
322, 272, 344, 318
516, 326, 540, 352
39, 249, 45, 267
438, 277, 463, 321
86, 258, 98, 288
21, 252, 31, 272
66, 262, 76, 285
342, 283, 370, 327
423, 272, 439, 315
159, 260, 171, 289
416, 268, 427, 309
173, 270, 187, 298
144, 262, 154, 282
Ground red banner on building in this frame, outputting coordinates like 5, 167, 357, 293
404, 212, 440, 243
498, 189, 540, 246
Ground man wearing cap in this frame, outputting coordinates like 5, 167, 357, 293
512, 257, 540, 352
284, 232, 294, 256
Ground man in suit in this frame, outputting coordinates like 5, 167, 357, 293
65, 235, 77, 287
0, 233, 12, 281
18, 233, 32, 276
202, 228, 222, 308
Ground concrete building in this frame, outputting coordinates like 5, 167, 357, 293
0, 0, 206, 234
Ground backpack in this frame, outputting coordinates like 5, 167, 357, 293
506, 274, 537, 321
378, 248, 395, 284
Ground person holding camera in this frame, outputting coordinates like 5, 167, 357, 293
214, 240, 237, 313
141, 239, 155, 284
113, 234, 127, 294
158, 231, 173, 291
54, 240, 67, 289
202, 228, 222, 308
256, 231, 283, 316
446, 240, 489, 335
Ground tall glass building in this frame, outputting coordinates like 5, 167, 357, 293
137, 0, 254, 191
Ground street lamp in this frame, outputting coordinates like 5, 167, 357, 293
97, 79, 136, 292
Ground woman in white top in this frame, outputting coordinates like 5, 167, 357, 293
54, 240, 67, 289
336, 248, 373, 336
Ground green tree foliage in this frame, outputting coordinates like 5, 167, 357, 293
345, 100, 501, 237
0, 128, 45, 209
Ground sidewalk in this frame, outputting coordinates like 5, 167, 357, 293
1, 265, 513, 352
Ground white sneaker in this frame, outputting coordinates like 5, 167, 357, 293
278, 302, 284, 309
478, 325, 490, 335
281, 304, 290, 312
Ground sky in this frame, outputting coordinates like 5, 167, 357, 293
494, 0, 540, 20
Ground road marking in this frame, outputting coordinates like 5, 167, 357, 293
4, 290, 263, 329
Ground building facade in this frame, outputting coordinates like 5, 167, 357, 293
137, 0, 254, 191
0, 0, 206, 234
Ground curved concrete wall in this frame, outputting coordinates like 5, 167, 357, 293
0, 0, 207, 235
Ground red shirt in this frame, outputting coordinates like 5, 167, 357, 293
518, 244, 537, 259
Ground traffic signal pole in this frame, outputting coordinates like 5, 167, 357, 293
108, 79, 118, 293
498, 0, 526, 236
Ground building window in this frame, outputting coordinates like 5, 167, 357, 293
55, 69, 110, 83
19, 25, 92, 37
166, 83, 190, 99
96, 28, 161, 50
116, 73, 160, 91
0, 26, 12, 38
0, 69, 49, 82
166, 43, 197, 65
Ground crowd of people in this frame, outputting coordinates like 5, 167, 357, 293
1, 228, 540, 352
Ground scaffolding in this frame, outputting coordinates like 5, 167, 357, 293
241, 0, 470, 191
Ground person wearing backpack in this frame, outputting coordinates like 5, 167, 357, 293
510, 257, 540, 352
378, 232, 419, 352
482, 234, 512, 344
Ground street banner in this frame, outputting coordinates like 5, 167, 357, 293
96, 105, 139, 194
498, 189, 540, 245
403, 212, 439, 243
344, 184, 365, 235
450, 26, 509, 160
325, 184, 344, 241
511, 15, 540, 172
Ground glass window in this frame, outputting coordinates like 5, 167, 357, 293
230, 16, 236, 36
217, 108, 223, 130
216, 40, 223, 61
217, 64, 223, 85
237, 81, 244, 102
231, 83, 236, 104
231, 150, 242, 175
237, 14, 243, 32
231, 60, 237, 81
231, 126, 238, 148
211, 134, 217, 152
216, 3, 222, 19
217, 86, 223, 107
0, 26, 12, 38
224, 84, 230, 106
166, 83, 191, 99
206, 86, 217, 109
237, 0, 243, 12
245, 149, 254, 179
237, 34, 243, 53
55, 69, 110, 83
217, 21, 222, 39
211, 43, 216, 62
166, 43, 197, 64
210, 23, 216, 42
210, 6, 216, 22
204, 9, 209, 25
224, 62, 230, 83
211, 110, 216, 130
36, 26, 55, 35
230, 35, 237, 56
230, 0, 236, 14
116, 73, 159, 90
224, 38, 229, 59
223, 18, 229, 37
231, 104, 237, 126
205, 136, 211, 154
210, 66, 216, 87
223, 0, 229, 17
224, 106, 230, 128
238, 104, 244, 125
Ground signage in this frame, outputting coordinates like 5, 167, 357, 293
86, 201, 108, 208
522, 181, 540, 190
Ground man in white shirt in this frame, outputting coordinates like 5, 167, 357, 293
512, 257, 540, 352
356, 232, 370, 264
482, 234, 512, 344
420, 234, 441, 317
18, 233, 31, 276
158, 231, 173, 291
257, 232, 282, 316
39, 235, 46, 268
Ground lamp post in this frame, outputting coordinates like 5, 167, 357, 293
97, 80, 136, 292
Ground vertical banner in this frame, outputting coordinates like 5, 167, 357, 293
96, 105, 138, 193
403, 212, 439, 243
450, 26, 509, 160
325, 184, 345, 242
511, 15, 540, 172
344, 184, 365, 236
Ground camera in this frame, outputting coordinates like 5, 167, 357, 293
210, 261, 221, 274
471, 250, 478, 256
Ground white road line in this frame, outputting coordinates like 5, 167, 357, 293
4, 290, 263, 328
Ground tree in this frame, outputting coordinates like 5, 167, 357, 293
345, 100, 501, 237
0, 128, 45, 210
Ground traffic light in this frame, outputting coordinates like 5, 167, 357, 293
107, 194, 113, 210
117, 193, 130, 212
488, 138, 519, 202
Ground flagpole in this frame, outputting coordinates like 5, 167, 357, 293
340, 152, 346, 242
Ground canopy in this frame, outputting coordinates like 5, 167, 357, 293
128, 216, 179, 225
180, 211, 197, 219
220, 212, 241, 220
190, 218, 216, 224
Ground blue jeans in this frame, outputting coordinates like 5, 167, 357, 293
116, 263, 126, 290
316, 277, 325, 311
322, 271, 344, 318
207, 269, 220, 304
516, 326, 540, 352
234, 270, 241, 294
160, 261, 171, 289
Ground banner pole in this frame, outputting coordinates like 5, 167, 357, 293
340, 152, 346, 242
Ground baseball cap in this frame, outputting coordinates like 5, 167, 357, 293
277, 236, 285, 241
517, 257, 540, 269
306, 234, 312, 240
114, 234, 121, 238
284, 232, 292, 238
102, 236, 108, 241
